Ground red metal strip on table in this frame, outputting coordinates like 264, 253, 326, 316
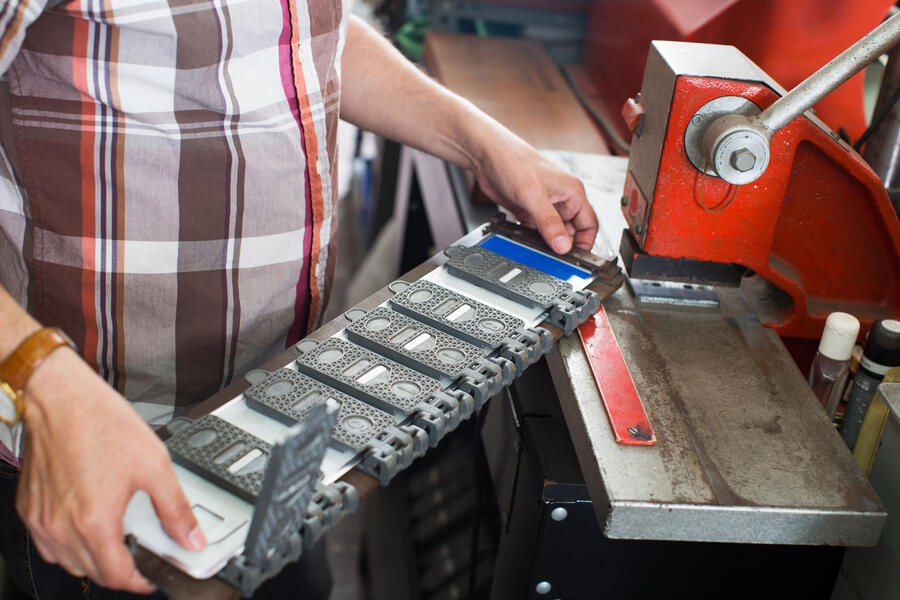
577, 306, 656, 445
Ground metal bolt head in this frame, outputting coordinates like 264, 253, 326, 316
535, 581, 552, 595
550, 507, 568, 521
730, 148, 757, 172
620, 195, 629, 207
633, 224, 644, 235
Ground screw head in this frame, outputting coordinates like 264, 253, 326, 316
620, 195, 629, 207
550, 507, 568, 521
536, 581, 552, 595
633, 224, 644, 235
730, 148, 757, 172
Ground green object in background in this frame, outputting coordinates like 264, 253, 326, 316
395, 17, 429, 61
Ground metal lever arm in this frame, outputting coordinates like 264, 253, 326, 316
756, 11, 900, 135
701, 10, 900, 185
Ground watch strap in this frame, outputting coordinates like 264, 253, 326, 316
0, 328, 74, 393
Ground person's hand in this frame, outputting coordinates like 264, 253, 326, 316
16, 347, 206, 593
471, 132, 598, 255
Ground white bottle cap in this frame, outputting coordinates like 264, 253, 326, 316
817, 312, 860, 361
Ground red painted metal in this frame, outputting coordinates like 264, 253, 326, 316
583, 0, 896, 143
638, 75, 900, 339
577, 306, 656, 445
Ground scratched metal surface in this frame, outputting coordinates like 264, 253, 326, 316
548, 285, 886, 546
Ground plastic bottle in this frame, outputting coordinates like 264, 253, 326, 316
840, 319, 900, 450
808, 312, 859, 420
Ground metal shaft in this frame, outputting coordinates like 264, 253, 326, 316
755, 10, 900, 136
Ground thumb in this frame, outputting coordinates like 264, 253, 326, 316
143, 463, 206, 551
531, 200, 572, 254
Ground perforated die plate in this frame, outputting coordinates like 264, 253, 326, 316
166, 415, 270, 502
245, 369, 395, 451
346, 306, 487, 380
390, 280, 525, 347
445, 245, 572, 308
295, 338, 443, 416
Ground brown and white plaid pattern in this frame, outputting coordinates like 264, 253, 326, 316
0, 0, 349, 430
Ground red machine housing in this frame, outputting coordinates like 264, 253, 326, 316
621, 43, 900, 339
584, 0, 896, 143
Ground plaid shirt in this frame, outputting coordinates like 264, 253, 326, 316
0, 0, 349, 427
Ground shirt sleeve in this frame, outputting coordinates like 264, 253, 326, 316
0, 0, 51, 77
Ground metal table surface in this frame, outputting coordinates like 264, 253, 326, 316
547, 154, 886, 546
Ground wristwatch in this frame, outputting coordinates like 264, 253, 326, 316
0, 328, 75, 425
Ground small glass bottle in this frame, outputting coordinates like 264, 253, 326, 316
809, 312, 859, 420
840, 319, 900, 450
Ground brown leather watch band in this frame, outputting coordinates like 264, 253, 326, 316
0, 328, 74, 393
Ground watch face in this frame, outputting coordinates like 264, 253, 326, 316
0, 385, 18, 424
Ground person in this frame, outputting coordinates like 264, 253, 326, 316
0, 0, 599, 597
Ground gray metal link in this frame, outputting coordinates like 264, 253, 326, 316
548, 288, 601, 335
496, 326, 553, 374
295, 337, 444, 416
411, 389, 475, 446
301, 481, 360, 548
390, 279, 526, 347
443, 245, 573, 309
360, 424, 430, 485
345, 306, 488, 380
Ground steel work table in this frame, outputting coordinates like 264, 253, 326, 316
546, 154, 885, 547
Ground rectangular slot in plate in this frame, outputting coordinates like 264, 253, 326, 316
390, 280, 525, 347
244, 368, 396, 451
345, 306, 487, 380
166, 415, 270, 502
294, 338, 443, 416
444, 245, 572, 309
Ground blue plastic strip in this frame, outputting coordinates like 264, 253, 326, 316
480, 236, 591, 284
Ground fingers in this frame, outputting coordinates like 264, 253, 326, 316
141, 458, 206, 552
508, 206, 536, 229
528, 194, 573, 254
28, 514, 100, 584
510, 176, 597, 254
553, 183, 598, 251
71, 500, 155, 593
91, 537, 156, 594
27, 507, 155, 593
35, 537, 91, 581
562, 199, 599, 251
30, 534, 61, 567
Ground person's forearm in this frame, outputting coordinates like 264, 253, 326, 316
340, 17, 599, 254
340, 16, 515, 172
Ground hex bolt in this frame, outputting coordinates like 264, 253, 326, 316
730, 148, 757, 172
550, 507, 568, 521
535, 581, 552, 595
